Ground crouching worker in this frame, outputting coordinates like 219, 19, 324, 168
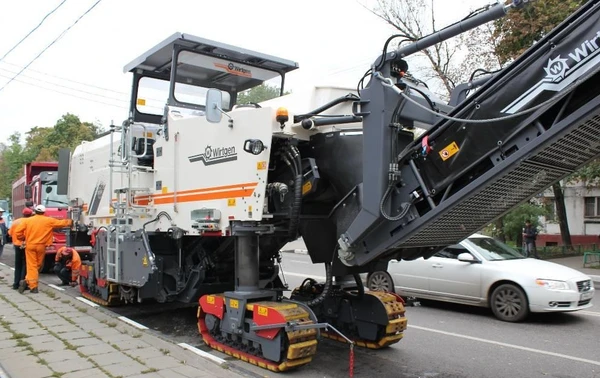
14, 205, 73, 294
54, 247, 81, 287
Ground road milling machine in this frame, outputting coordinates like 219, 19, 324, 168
58, 0, 600, 372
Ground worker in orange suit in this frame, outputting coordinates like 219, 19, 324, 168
54, 247, 81, 287
8, 207, 34, 290
14, 204, 73, 294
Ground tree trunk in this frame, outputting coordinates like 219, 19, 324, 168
552, 182, 573, 250
494, 218, 506, 243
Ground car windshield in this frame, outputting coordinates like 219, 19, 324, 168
464, 237, 525, 261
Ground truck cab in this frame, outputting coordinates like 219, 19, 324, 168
29, 171, 70, 253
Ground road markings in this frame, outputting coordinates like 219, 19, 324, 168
178, 342, 227, 365
408, 324, 600, 367
280, 272, 326, 280
118, 316, 149, 330
290, 260, 310, 264
48, 284, 65, 291
76, 297, 99, 308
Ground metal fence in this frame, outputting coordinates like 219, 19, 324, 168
515, 243, 598, 259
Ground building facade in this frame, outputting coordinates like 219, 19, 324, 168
537, 181, 600, 247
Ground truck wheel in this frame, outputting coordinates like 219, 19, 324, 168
367, 271, 395, 292
38, 255, 54, 274
38, 257, 46, 273
490, 283, 529, 322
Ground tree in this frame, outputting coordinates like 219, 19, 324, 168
0, 133, 28, 199
493, 0, 588, 249
237, 84, 289, 104
21, 113, 103, 162
500, 202, 548, 247
0, 113, 103, 202
493, 0, 587, 65
369, 0, 502, 99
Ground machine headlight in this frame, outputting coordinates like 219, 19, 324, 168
243, 139, 266, 155
535, 279, 570, 290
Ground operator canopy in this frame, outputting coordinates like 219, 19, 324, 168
123, 33, 299, 124
124, 32, 298, 92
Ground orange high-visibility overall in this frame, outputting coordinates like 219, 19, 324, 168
14, 215, 72, 290
55, 247, 82, 282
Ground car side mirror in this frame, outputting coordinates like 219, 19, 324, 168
457, 252, 479, 263
24, 185, 32, 199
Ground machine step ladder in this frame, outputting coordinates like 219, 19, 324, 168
104, 122, 153, 283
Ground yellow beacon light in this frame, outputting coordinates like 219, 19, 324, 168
276, 107, 289, 127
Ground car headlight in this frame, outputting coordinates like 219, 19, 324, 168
535, 279, 570, 290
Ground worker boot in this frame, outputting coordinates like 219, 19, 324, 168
17, 280, 27, 294
30, 288, 38, 294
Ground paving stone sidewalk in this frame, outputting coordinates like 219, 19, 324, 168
0, 267, 249, 378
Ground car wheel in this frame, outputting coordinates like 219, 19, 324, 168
367, 271, 394, 292
490, 283, 529, 322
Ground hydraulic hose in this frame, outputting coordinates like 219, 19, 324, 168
306, 262, 332, 308
380, 184, 412, 221
342, 274, 365, 300
287, 145, 303, 240
140, 211, 172, 272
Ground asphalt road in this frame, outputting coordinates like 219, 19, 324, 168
2, 247, 599, 378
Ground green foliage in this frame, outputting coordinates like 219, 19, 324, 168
0, 113, 104, 200
493, 0, 587, 64
237, 83, 289, 104
0, 133, 28, 200
489, 0, 588, 241
501, 202, 548, 243
567, 158, 600, 187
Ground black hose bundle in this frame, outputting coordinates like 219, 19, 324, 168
286, 145, 303, 240
306, 262, 332, 308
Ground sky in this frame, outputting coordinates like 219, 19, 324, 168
0, 0, 497, 144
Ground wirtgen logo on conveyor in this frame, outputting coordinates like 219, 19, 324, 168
502, 32, 600, 114
188, 145, 237, 165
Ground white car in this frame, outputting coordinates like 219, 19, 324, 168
366, 234, 595, 322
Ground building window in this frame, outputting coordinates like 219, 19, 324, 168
584, 197, 600, 217
544, 198, 556, 221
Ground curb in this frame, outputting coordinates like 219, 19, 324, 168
0, 362, 11, 378
0, 266, 241, 377
280, 249, 308, 255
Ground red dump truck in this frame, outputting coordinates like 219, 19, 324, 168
11, 162, 84, 272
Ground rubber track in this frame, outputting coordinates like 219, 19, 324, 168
79, 284, 122, 307
323, 290, 408, 349
198, 300, 318, 372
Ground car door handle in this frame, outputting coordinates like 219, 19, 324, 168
432, 263, 443, 268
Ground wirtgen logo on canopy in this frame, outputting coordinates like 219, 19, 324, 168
188, 145, 237, 165
502, 32, 600, 114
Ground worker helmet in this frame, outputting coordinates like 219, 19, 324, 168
34, 204, 46, 213
62, 248, 73, 256
0, 207, 4, 212
22, 208, 33, 216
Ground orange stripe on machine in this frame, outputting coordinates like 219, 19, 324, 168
153, 188, 256, 205
132, 182, 258, 205
151, 182, 258, 199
